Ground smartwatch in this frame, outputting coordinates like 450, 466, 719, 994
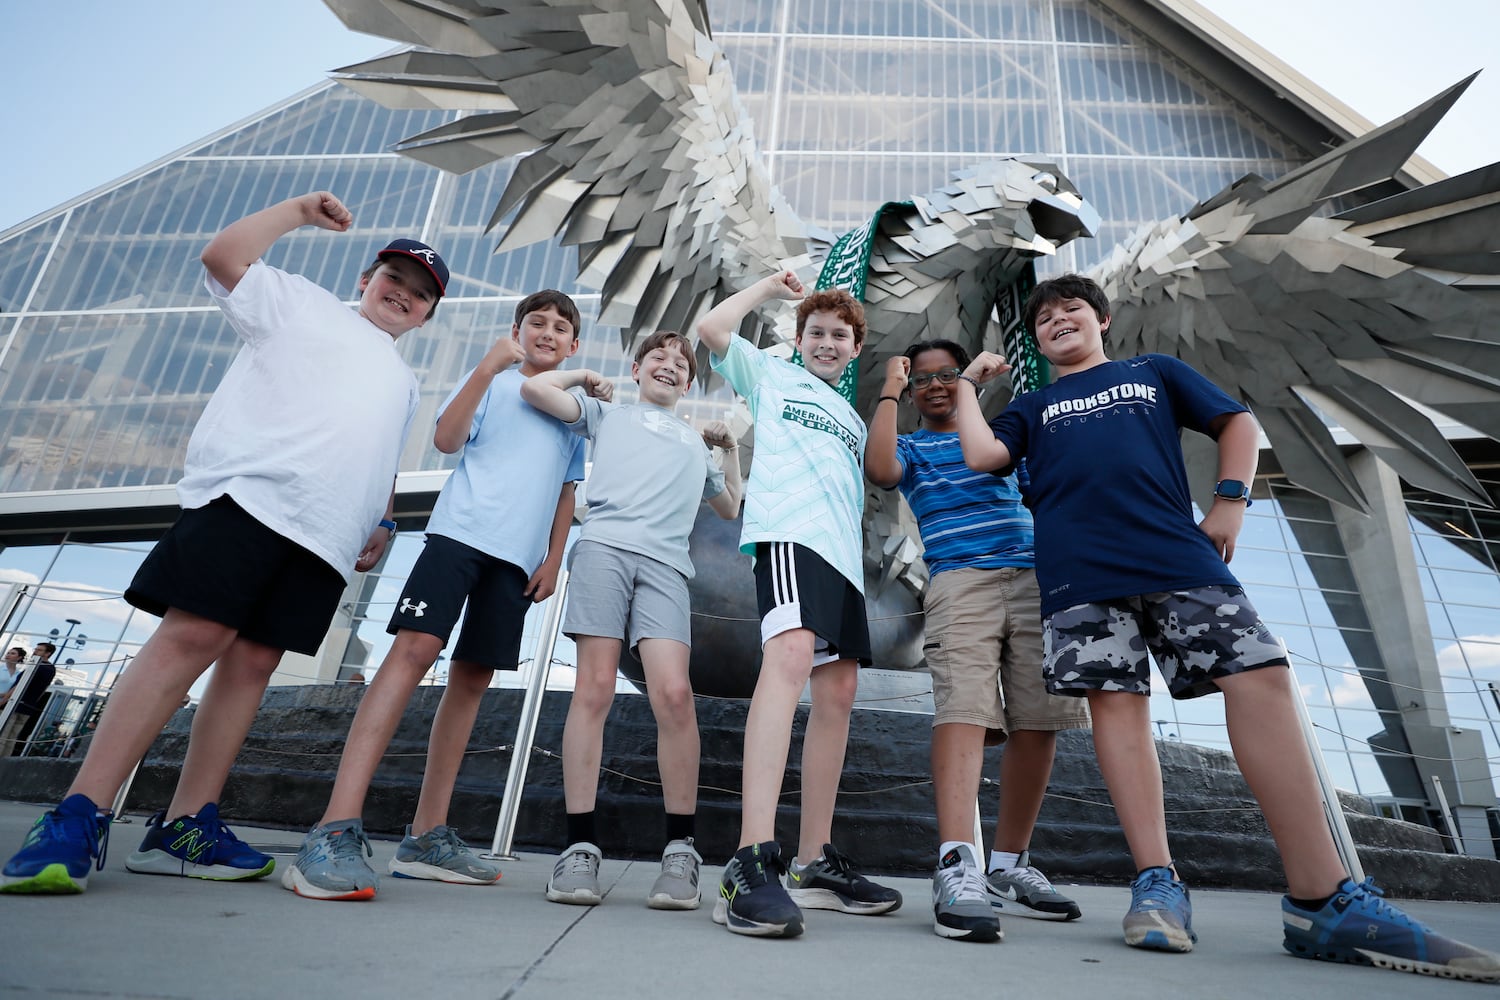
378, 518, 399, 538
1212, 480, 1252, 507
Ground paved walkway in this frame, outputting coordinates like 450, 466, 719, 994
0, 799, 1495, 999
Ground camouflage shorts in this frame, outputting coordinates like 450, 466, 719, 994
1042, 586, 1286, 700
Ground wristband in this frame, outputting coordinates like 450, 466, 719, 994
378, 519, 398, 537
878, 395, 901, 404
957, 374, 980, 389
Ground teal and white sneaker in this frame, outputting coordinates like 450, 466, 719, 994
388, 825, 501, 884
281, 818, 378, 902
125, 803, 274, 881
546, 842, 602, 905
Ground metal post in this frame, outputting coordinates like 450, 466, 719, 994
1284, 642, 1365, 882
972, 797, 985, 860
486, 570, 569, 861
1430, 775, 1465, 855
110, 762, 141, 823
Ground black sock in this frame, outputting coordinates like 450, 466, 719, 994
1287, 892, 1337, 912
665, 812, 696, 843
566, 811, 597, 846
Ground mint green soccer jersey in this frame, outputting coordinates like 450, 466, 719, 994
712, 337, 866, 593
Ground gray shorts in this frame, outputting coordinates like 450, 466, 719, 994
1043, 585, 1286, 700
563, 539, 691, 651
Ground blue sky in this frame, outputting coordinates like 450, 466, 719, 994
3, 0, 1498, 232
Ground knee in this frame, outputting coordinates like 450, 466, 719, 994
445, 660, 493, 697
815, 667, 858, 714
651, 678, 696, 727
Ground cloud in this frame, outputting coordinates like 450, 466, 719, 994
1437, 634, 1500, 678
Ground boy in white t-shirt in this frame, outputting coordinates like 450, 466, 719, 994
1, 191, 440, 895
520, 330, 742, 911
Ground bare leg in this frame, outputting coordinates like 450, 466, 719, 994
795, 657, 857, 862
932, 722, 987, 844
561, 636, 624, 814
994, 729, 1058, 854
166, 637, 284, 818
1217, 666, 1347, 898
738, 628, 814, 847
639, 638, 697, 816
319, 629, 443, 824
411, 658, 493, 834
68, 610, 238, 806
1086, 690, 1171, 870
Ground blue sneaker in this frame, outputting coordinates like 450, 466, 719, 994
124, 803, 274, 880
0, 794, 113, 894
1123, 866, 1196, 952
712, 842, 804, 937
388, 824, 501, 884
281, 818, 378, 901
1283, 878, 1500, 983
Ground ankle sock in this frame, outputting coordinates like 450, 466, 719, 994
566, 811, 596, 846
665, 812, 695, 843
989, 850, 1020, 873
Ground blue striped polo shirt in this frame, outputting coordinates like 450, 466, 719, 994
894, 429, 1033, 576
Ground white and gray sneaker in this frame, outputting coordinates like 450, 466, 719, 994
546, 841, 603, 905
647, 837, 702, 910
985, 850, 1082, 920
388, 824, 502, 884
933, 844, 1001, 942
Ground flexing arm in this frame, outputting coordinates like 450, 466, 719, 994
201, 192, 353, 293
865, 356, 910, 489
955, 351, 1014, 472
702, 421, 744, 519
433, 338, 528, 453
695, 271, 804, 358
1198, 409, 1260, 563
526, 482, 577, 602
518, 369, 615, 423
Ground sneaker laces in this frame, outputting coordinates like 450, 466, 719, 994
1338, 879, 1417, 928
730, 849, 786, 891
938, 860, 989, 902
1132, 868, 1181, 906
43, 808, 111, 872
326, 825, 373, 863
661, 845, 697, 879
564, 848, 597, 875
1006, 865, 1057, 894
819, 844, 863, 880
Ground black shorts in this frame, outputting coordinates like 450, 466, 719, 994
125, 495, 347, 656
753, 542, 872, 666
387, 534, 533, 671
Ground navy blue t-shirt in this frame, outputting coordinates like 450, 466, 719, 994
989, 354, 1248, 618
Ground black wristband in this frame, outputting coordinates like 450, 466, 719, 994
957, 374, 980, 389
878, 395, 901, 404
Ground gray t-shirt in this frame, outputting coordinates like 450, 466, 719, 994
566, 390, 726, 578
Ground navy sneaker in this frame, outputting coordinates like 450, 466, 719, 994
125, 802, 274, 880
1123, 865, 1195, 952
1283, 878, 1500, 983
786, 842, 902, 915
0, 794, 113, 894
713, 842, 804, 937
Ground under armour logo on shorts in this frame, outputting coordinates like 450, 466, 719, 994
400, 598, 427, 617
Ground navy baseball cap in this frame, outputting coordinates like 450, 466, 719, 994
378, 238, 449, 297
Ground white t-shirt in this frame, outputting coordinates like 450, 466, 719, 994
179, 262, 419, 579
566, 392, 725, 578
711, 337, 866, 592
427, 368, 586, 575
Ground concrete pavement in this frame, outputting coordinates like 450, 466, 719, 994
0, 799, 1496, 999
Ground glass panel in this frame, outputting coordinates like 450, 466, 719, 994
793, 0, 1046, 39
0, 215, 64, 313
190, 85, 450, 158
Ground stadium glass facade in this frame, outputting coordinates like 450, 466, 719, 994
0, 1, 1495, 834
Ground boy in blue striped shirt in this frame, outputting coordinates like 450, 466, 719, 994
867, 339, 1089, 943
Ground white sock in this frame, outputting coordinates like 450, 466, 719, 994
989, 850, 1020, 873
938, 841, 972, 864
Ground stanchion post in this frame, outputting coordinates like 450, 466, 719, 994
486, 570, 569, 861
1283, 641, 1364, 882
110, 762, 141, 824
1430, 775, 1466, 855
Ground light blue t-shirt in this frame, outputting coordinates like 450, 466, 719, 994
711, 337, 866, 592
427, 368, 585, 575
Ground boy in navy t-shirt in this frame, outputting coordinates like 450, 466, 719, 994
953, 274, 1498, 982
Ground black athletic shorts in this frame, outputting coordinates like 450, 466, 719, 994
386, 533, 533, 671
753, 542, 872, 666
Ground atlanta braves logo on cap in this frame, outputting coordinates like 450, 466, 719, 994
378, 238, 450, 296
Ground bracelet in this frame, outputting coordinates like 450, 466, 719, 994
957, 374, 980, 389
877, 395, 901, 404
378, 519, 398, 537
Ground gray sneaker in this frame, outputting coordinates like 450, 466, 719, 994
647, 838, 702, 910
281, 819, 378, 901
388, 824, 502, 885
985, 850, 1082, 921
546, 841, 602, 905
933, 844, 1001, 942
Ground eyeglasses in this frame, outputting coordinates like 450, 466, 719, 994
910, 368, 962, 389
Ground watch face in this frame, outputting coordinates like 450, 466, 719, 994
1215, 480, 1246, 499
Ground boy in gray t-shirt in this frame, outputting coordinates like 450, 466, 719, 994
521, 330, 742, 910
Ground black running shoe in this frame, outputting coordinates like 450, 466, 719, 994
713, 841, 804, 938
786, 842, 902, 915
